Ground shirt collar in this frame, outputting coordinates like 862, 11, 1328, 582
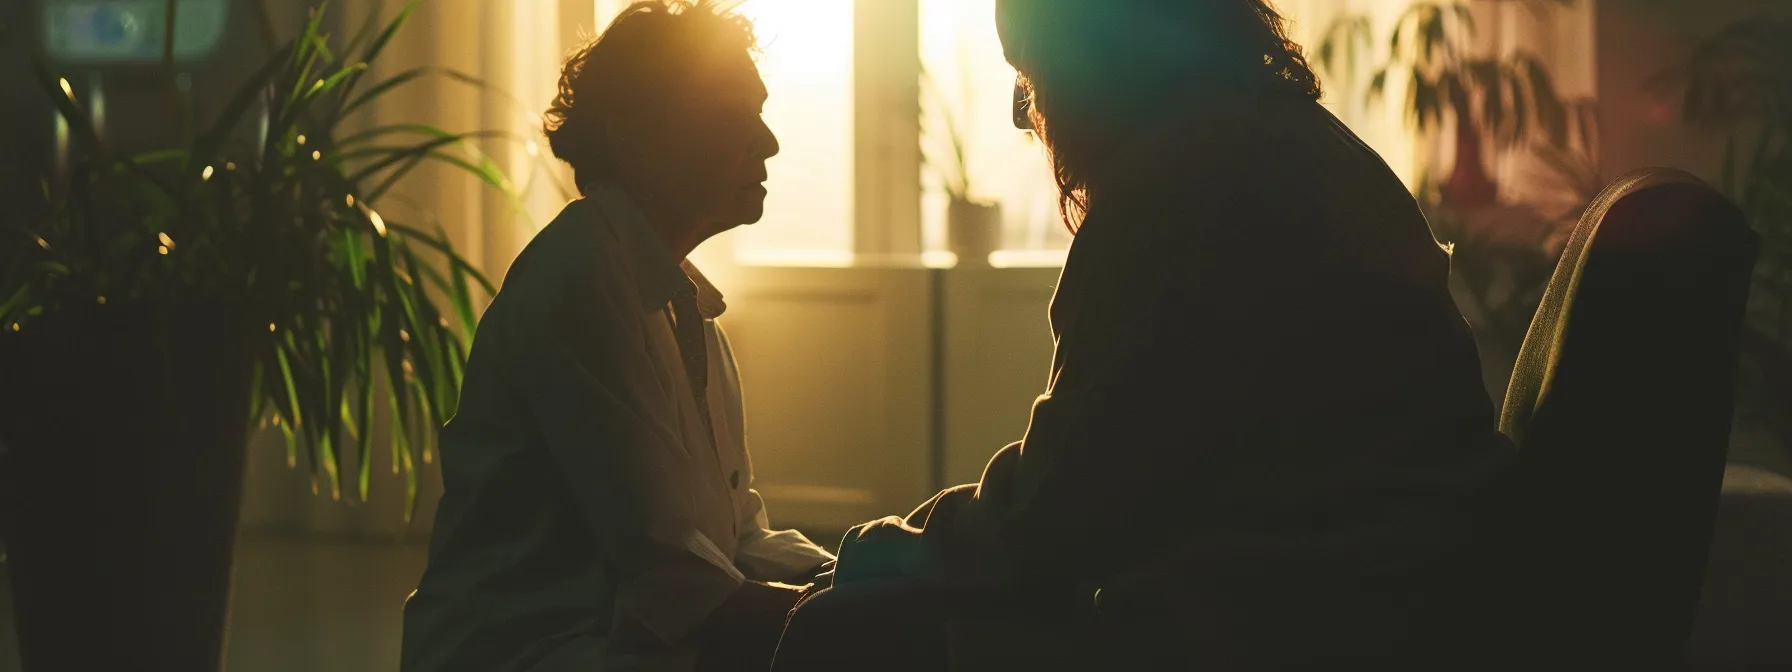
681, 260, 729, 319
588, 184, 727, 318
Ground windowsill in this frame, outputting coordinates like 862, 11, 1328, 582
724, 249, 1067, 269
987, 249, 1067, 268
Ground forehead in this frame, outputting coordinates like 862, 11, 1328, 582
682, 46, 767, 101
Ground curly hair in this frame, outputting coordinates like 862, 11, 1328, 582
997, 0, 1323, 230
542, 1, 758, 192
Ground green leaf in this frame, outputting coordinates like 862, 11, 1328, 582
130, 149, 189, 166
1368, 68, 1391, 106
308, 61, 370, 101
341, 67, 431, 117
362, 137, 513, 204
338, 1, 388, 64
191, 42, 297, 168
340, 0, 419, 105
364, 1, 419, 65
285, 3, 333, 104
1421, 7, 1447, 65
0, 285, 31, 323
247, 360, 267, 426
346, 131, 501, 192
356, 335, 376, 501
338, 123, 471, 147
445, 229, 479, 344
33, 62, 100, 151
386, 222, 497, 296
273, 342, 304, 427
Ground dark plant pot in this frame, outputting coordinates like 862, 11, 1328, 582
0, 300, 258, 671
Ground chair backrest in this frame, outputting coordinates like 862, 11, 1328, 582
1493, 167, 1758, 662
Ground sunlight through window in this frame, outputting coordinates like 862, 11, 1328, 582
594, 0, 853, 266
728, 0, 855, 265
920, 0, 1065, 256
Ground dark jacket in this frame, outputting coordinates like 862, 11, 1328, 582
836, 95, 1514, 662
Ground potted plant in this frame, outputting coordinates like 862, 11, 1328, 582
1654, 14, 1792, 460
0, 2, 507, 669
923, 68, 1002, 267
1316, 0, 1596, 394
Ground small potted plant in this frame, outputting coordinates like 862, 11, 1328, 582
0, 2, 508, 669
924, 69, 1002, 267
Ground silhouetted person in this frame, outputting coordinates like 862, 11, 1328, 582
401, 3, 833, 671
775, 1, 1514, 669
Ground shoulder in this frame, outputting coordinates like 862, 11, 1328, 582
483, 199, 635, 329
506, 199, 621, 284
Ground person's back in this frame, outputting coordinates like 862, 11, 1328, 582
1046, 93, 1514, 662
401, 203, 622, 672
776, 2, 1514, 668
948, 90, 1510, 584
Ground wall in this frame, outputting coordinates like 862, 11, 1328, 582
1596, 0, 1789, 185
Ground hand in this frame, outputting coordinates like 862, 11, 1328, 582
796, 560, 836, 590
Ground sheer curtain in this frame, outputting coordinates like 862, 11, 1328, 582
1278, 0, 1428, 188
1476, 0, 1599, 214
337, 0, 591, 296
236, 0, 597, 539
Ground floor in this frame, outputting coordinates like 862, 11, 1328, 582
0, 534, 430, 672
1, 471, 1788, 671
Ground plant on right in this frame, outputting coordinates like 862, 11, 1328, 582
1655, 15, 1792, 456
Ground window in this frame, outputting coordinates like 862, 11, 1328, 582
587, 0, 1418, 268
920, 0, 1066, 264
593, 0, 855, 267
729, 0, 856, 265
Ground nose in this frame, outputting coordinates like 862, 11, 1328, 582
755, 117, 780, 160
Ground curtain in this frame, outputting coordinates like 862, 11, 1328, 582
342, 0, 590, 291
1476, 0, 1599, 215
238, 0, 596, 539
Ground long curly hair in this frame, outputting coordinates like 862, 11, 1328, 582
542, 1, 758, 192
996, 0, 1323, 231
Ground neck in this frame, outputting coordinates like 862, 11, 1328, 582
653, 220, 708, 262
626, 186, 709, 262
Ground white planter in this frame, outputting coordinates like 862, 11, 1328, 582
947, 197, 1002, 267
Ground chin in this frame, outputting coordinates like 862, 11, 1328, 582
729, 196, 767, 225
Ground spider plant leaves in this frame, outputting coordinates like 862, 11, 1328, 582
355, 1, 420, 88
271, 342, 307, 471
347, 130, 501, 198
5, 1, 512, 518
446, 232, 479, 345
386, 222, 497, 296
191, 42, 297, 169
355, 339, 377, 501
341, 67, 432, 118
